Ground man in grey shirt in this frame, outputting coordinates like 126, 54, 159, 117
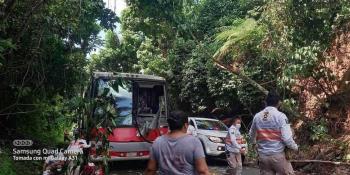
145, 111, 211, 175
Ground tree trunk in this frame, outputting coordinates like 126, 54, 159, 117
291, 159, 350, 165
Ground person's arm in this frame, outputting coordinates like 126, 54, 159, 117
144, 159, 157, 175
43, 162, 47, 171
280, 115, 298, 151
193, 138, 210, 175
195, 158, 210, 175
229, 128, 241, 150
43, 156, 52, 171
248, 116, 257, 144
144, 145, 158, 175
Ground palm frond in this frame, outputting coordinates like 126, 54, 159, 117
214, 18, 261, 61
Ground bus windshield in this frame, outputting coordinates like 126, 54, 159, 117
96, 79, 133, 126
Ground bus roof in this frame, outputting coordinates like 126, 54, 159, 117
93, 72, 166, 82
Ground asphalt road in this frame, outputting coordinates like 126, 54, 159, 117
109, 159, 259, 175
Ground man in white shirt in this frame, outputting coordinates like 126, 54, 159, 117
249, 91, 298, 175
225, 117, 245, 175
187, 120, 197, 136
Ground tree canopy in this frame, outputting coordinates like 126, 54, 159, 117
1, 0, 350, 173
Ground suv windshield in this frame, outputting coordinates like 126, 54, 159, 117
195, 119, 227, 131
96, 79, 133, 126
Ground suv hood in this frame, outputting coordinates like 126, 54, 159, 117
197, 129, 227, 137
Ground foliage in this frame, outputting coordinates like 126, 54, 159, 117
207, 64, 239, 110
180, 42, 213, 112
0, 0, 117, 173
1, 0, 350, 172
121, 0, 179, 50
115, 0, 266, 115
0, 38, 15, 66
89, 29, 142, 73
242, 133, 258, 160
105, 30, 120, 49
84, 79, 123, 174
136, 37, 168, 76
214, 18, 266, 65
163, 37, 196, 111
111, 0, 350, 129
0, 148, 43, 175
14, 95, 83, 144
309, 119, 329, 142
0, 150, 16, 175
194, 0, 247, 37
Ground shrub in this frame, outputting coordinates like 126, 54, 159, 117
310, 118, 329, 142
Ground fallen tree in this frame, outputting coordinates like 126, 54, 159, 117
213, 59, 268, 95
290, 159, 350, 166
213, 59, 302, 119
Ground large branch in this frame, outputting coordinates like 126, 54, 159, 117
184, 17, 272, 105
180, 3, 302, 119
290, 159, 350, 166
214, 59, 301, 118
213, 59, 268, 95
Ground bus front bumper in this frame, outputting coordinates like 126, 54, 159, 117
90, 155, 149, 161
89, 141, 152, 161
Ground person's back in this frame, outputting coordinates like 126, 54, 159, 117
151, 134, 204, 175
249, 91, 298, 175
145, 111, 210, 175
252, 107, 290, 155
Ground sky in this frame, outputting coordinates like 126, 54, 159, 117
104, 0, 127, 17
101, 0, 127, 38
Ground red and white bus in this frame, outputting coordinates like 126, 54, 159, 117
84, 72, 169, 161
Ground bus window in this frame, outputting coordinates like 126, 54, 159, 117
137, 85, 164, 115
95, 79, 133, 127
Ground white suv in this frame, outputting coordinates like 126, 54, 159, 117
188, 117, 228, 157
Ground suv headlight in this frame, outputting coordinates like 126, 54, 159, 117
207, 136, 223, 143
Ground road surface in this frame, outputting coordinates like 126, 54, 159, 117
109, 159, 259, 175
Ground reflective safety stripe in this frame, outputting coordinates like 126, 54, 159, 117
225, 137, 244, 144
256, 129, 282, 141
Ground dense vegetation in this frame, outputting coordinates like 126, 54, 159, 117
1, 0, 350, 174
90, 0, 350, 166
0, 0, 117, 174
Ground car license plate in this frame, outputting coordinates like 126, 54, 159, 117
126, 152, 137, 157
